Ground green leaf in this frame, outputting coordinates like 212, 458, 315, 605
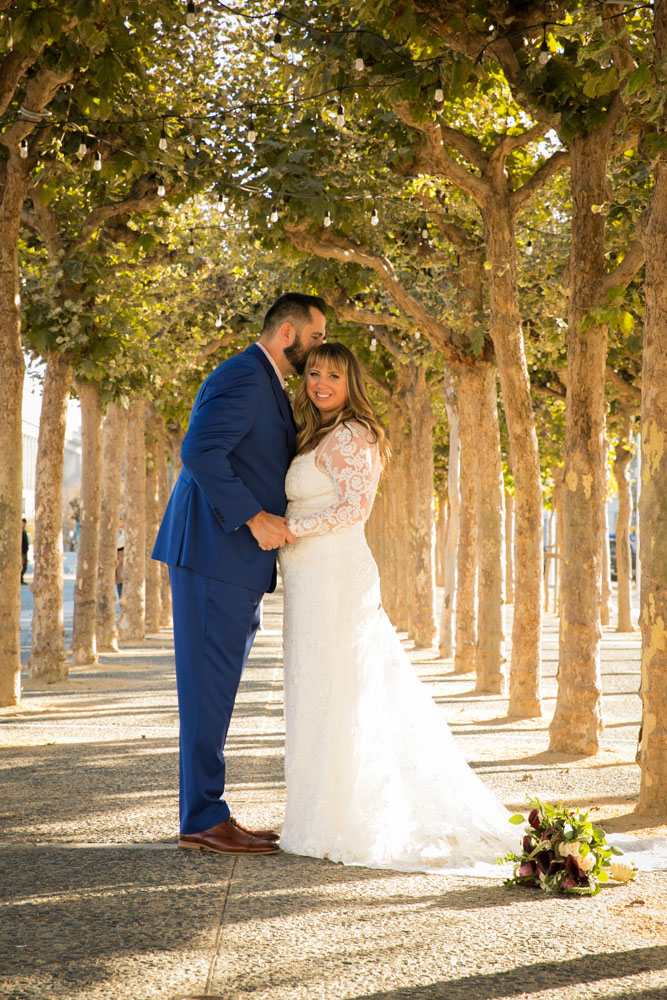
508, 814, 525, 825
583, 67, 619, 99
619, 311, 635, 335
624, 65, 652, 96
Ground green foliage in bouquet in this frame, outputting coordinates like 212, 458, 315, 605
501, 798, 635, 896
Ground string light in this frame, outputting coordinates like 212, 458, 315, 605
336, 101, 345, 128
93, 147, 102, 171
525, 240, 534, 255
19, 138, 28, 158
273, 14, 283, 56
354, 47, 364, 72
188, 231, 195, 254
77, 138, 87, 157
420, 217, 429, 239
247, 117, 257, 144
186, 1, 196, 28
538, 32, 550, 65
371, 205, 379, 226
217, 192, 225, 208
414, 331, 421, 340
323, 208, 332, 227
434, 86, 444, 103
157, 176, 166, 197
370, 337, 377, 351
159, 120, 168, 151
270, 204, 279, 222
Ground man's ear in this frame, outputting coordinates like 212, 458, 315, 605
278, 320, 294, 346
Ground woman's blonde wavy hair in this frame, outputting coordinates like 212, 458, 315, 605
293, 342, 390, 467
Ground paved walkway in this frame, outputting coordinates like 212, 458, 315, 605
1, 589, 666, 1000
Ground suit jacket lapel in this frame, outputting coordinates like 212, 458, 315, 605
247, 344, 296, 451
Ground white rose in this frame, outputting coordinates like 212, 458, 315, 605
610, 861, 636, 883
577, 852, 595, 872
558, 842, 578, 858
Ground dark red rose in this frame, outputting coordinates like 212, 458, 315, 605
548, 860, 566, 877
522, 836, 534, 853
518, 861, 538, 880
528, 808, 541, 829
536, 850, 554, 874
565, 855, 585, 882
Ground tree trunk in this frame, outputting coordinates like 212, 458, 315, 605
29, 351, 73, 680
166, 421, 184, 481
144, 404, 163, 635
484, 202, 542, 718
387, 377, 410, 631
637, 4, 667, 812
439, 371, 460, 658
156, 418, 173, 628
0, 172, 28, 707
468, 365, 505, 694
553, 467, 564, 615
407, 366, 437, 648
71, 380, 104, 665
504, 489, 514, 605
613, 410, 636, 633
549, 134, 611, 754
454, 371, 478, 674
600, 426, 613, 627
96, 402, 128, 652
119, 397, 147, 640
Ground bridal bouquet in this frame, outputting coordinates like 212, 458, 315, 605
502, 798, 636, 896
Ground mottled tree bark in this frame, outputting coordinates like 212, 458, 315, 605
439, 371, 460, 659
468, 364, 505, 694
29, 351, 73, 680
96, 402, 128, 652
600, 427, 613, 627
485, 203, 542, 718
407, 365, 437, 648
156, 419, 173, 628
71, 380, 103, 665
144, 404, 163, 635
613, 410, 636, 633
504, 489, 514, 605
454, 371, 478, 674
387, 375, 411, 632
549, 134, 612, 754
637, 2, 667, 813
119, 397, 147, 640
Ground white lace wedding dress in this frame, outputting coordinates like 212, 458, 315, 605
278, 420, 519, 873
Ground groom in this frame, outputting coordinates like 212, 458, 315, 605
153, 293, 327, 854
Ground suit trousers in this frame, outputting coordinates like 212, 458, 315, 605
169, 565, 263, 834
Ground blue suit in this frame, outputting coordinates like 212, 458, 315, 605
152, 343, 295, 833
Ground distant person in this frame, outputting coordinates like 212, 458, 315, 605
116, 522, 125, 598
21, 519, 29, 585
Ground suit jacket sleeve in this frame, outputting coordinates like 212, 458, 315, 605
180, 360, 264, 533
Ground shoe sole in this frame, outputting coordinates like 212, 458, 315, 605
178, 839, 280, 855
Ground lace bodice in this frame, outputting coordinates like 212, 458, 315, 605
286, 421, 381, 537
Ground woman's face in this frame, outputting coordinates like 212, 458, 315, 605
306, 362, 347, 419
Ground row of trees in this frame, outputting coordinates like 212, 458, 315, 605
0, 1, 665, 814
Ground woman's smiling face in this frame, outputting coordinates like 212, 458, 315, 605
306, 363, 347, 419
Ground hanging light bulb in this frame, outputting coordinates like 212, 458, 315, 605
19, 138, 28, 159
434, 86, 444, 103
420, 217, 429, 239
157, 176, 166, 197
215, 314, 223, 328
188, 232, 195, 254
93, 148, 102, 171
336, 102, 345, 127
186, 1, 196, 27
370, 337, 377, 351
355, 48, 364, 72
323, 209, 332, 228
159, 121, 168, 151
538, 36, 550, 65
247, 118, 257, 144
217, 192, 224, 209
270, 205, 279, 223
414, 331, 421, 340
526, 240, 534, 256
371, 206, 379, 226
77, 138, 87, 157
273, 26, 282, 56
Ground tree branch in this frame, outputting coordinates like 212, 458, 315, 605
284, 219, 468, 364
511, 149, 570, 216
597, 229, 646, 300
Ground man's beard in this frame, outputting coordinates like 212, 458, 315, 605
284, 336, 308, 375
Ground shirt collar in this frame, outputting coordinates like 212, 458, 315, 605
257, 341, 285, 388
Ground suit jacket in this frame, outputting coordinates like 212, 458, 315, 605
152, 343, 296, 593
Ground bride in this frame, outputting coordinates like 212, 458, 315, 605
278, 342, 518, 873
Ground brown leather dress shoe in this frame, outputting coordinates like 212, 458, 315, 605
229, 817, 280, 842
178, 819, 280, 854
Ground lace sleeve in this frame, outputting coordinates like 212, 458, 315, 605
288, 422, 378, 537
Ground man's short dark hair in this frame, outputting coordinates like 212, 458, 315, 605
262, 293, 327, 336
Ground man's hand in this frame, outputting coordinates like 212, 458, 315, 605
246, 511, 296, 550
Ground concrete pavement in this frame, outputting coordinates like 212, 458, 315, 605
1, 588, 666, 1000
